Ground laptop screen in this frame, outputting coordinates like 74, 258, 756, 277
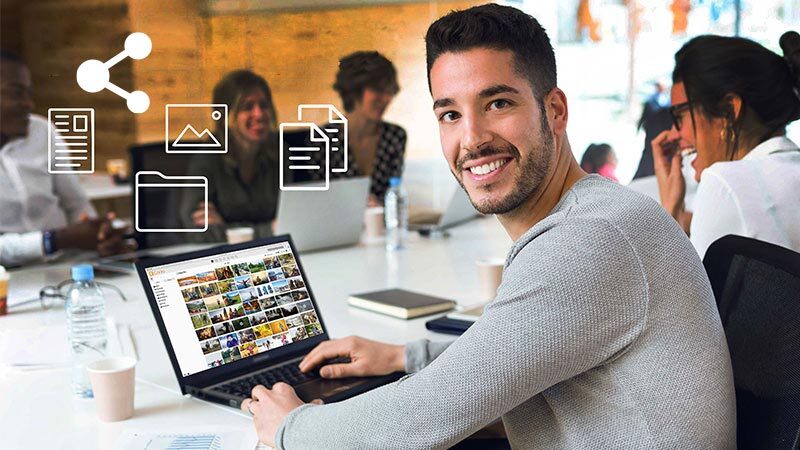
143, 240, 324, 377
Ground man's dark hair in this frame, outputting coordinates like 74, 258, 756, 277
333, 51, 399, 113
425, 3, 557, 101
0, 49, 25, 65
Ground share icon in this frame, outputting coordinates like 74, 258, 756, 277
76, 32, 152, 114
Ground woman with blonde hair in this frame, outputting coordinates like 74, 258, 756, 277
181, 70, 281, 242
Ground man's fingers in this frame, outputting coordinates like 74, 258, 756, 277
310, 398, 324, 405
272, 382, 293, 394
241, 398, 252, 413
299, 340, 349, 372
251, 384, 270, 401
320, 362, 360, 379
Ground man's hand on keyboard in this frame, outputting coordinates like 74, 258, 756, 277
298, 336, 405, 378
241, 383, 321, 447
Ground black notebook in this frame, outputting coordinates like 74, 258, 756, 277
348, 288, 456, 319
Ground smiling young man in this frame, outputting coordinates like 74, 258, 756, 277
242, 5, 735, 449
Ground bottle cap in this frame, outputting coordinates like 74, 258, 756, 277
389, 177, 401, 187
71, 264, 94, 282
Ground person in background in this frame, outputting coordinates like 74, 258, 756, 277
653, 31, 800, 258
310, 51, 406, 206
181, 70, 281, 242
0, 50, 128, 267
580, 143, 618, 182
632, 80, 673, 179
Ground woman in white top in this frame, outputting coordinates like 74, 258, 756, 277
653, 31, 800, 258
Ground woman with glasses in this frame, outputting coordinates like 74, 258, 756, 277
653, 31, 800, 258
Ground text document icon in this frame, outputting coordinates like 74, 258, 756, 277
135, 171, 208, 233
166, 104, 228, 154
48, 108, 95, 174
279, 123, 330, 191
297, 104, 348, 172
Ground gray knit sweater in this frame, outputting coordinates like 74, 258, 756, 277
275, 175, 736, 449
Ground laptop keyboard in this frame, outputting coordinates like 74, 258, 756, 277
212, 361, 317, 397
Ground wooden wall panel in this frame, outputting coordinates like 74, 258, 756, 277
10, 0, 483, 163
9, 0, 135, 169
201, 1, 481, 159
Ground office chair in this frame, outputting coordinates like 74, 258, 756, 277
129, 142, 197, 249
703, 235, 800, 450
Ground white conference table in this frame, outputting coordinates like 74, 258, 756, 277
0, 217, 512, 449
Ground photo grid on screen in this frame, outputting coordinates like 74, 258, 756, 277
174, 247, 323, 370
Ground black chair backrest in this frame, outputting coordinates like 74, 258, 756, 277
703, 235, 800, 450
129, 142, 197, 249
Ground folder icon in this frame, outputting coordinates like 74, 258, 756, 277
135, 171, 208, 233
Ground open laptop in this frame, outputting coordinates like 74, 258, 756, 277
409, 187, 479, 233
136, 235, 402, 408
275, 177, 370, 252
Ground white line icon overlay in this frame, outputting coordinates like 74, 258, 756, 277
76, 32, 152, 114
165, 104, 228, 154
279, 122, 330, 191
48, 108, 95, 174
135, 171, 208, 233
297, 104, 348, 172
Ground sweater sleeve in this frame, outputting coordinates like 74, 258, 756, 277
0, 231, 45, 267
273, 219, 648, 449
404, 339, 453, 373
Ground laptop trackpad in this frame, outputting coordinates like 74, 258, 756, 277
295, 378, 370, 402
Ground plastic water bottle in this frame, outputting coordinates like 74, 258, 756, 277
65, 264, 107, 398
384, 177, 408, 251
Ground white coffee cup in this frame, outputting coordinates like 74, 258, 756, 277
226, 227, 254, 244
476, 258, 505, 300
364, 207, 385, 239
87, 356, 137, 422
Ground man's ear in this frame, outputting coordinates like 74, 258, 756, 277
545, 87, 568, 136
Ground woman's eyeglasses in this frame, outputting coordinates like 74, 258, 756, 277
669, 101, 692, 131
12, 280, 128, 311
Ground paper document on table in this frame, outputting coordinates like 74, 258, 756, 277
117, 427, 259, 450
0, 318, 125, 369
279, 122, 329, 191
297, 104, 348, 172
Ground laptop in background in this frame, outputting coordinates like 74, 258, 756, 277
409, 187, 479, 233
136, 235, 402, 408
275, 177, 370, 252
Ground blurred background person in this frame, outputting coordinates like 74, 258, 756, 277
653, 31, 800, 258
181, 70, 280, 242
310, 51, 406, 206
0, 50, 128, 267
633, 79, 673, 179
580, 143, 619, 182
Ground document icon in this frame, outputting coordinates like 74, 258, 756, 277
48, 108, 95, 174
280, 123, 330, 191
297, 104, 348, 172
165, 104, 228, 153
135, 171, 208, 233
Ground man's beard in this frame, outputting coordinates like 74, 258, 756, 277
453, 111, 554, 215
